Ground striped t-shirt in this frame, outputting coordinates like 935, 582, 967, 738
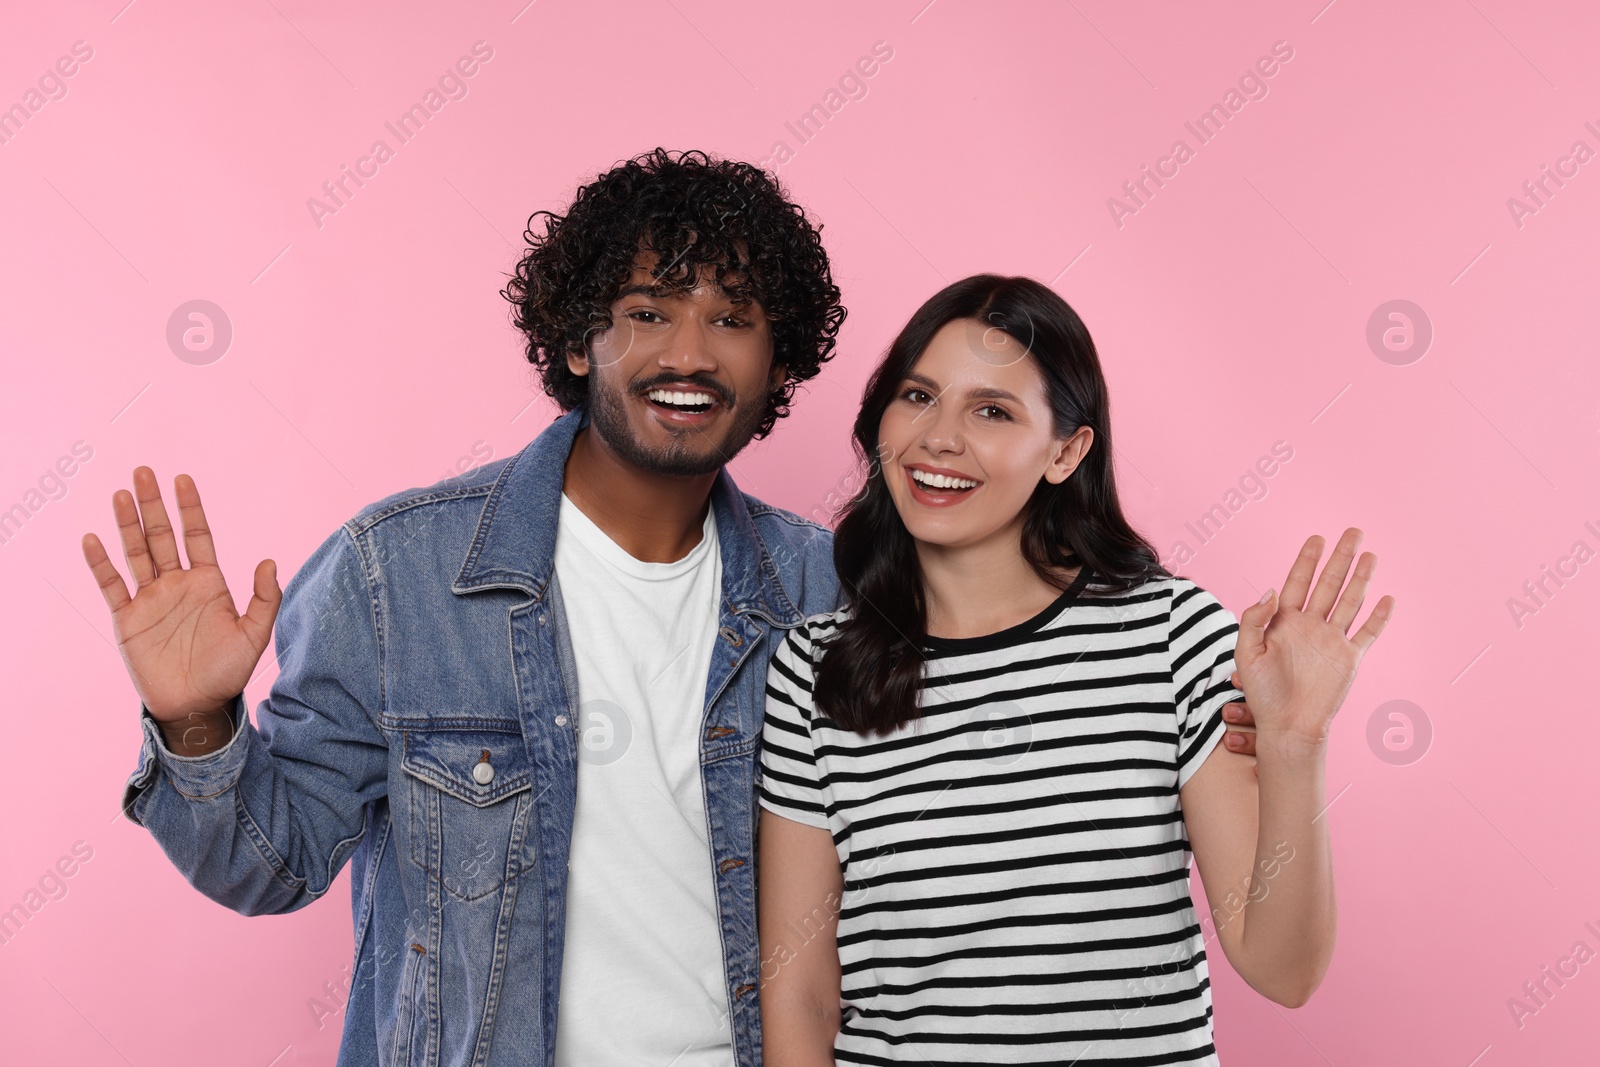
757, 568, 1245, 1065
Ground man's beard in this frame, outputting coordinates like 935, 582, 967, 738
585, 372, 768, 477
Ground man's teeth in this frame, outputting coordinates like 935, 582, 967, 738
648, 389, 715, 407
910, 469, 979, 490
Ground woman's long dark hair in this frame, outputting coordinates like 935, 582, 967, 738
812, 274, 1170, 737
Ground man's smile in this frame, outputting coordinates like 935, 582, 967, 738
638, 379, 728, 427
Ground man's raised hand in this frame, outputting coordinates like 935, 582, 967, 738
81, 467, 280, 752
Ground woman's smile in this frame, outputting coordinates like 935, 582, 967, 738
902, 462, 982, 507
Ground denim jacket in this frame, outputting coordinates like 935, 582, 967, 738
121, 405, 841, 1067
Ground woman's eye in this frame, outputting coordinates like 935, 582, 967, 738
978, 404, 1010, 420
901, 387, 931, 404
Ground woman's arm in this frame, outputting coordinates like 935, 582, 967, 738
1181, 729, 1334, 1006
758, 808, 844, 1066
1182, 528, 1393, 1006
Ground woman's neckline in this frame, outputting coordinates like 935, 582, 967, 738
920, 565, 1095, 654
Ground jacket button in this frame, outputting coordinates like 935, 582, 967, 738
472, 752, 495, 785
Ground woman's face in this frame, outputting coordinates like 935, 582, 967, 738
876, 317, 1092, 551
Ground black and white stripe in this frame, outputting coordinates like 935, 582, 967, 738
759, 571, 1244, 1065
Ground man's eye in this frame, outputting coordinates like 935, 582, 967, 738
628, 310, 661, 323
718, 316, 749, 327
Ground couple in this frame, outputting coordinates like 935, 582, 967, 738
87, 148, 1391, 1066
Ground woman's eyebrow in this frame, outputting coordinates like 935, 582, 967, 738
967, 386, 1021, 402
904, 371, 1020, 403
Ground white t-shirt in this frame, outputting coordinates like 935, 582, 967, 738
552, 492, 734, 1067
758, 571, 1243, 1065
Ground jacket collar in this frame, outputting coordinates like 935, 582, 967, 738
452, 405, 802, 626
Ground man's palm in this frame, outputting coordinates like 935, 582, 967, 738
82, 467, 281, 728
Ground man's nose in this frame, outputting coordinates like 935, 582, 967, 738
657, 318, 718, 376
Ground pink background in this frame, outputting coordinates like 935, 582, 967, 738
2, 1, 1596, 1063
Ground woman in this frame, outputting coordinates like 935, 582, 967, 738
756, 274, 1393, 1064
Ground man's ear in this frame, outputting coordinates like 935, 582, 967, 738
566, 346, 590, 378
768, 360, 787, 393
1042, 425, 1094, 485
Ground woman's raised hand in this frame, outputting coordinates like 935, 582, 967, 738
81, 467, 281, 735
1231, 527, 1395, 752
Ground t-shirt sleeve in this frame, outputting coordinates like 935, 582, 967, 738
758, 622, 830, 829
1171, 579, 1246, 788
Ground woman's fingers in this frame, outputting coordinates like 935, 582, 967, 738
1350, 594, 1397, 656
1235, 588, 1276, 664
1306, 527, 1363, 621
1329, 550, 1376, 635
1277, 533, 1327, 613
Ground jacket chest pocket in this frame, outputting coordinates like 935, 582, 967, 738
401, 726, 537, 901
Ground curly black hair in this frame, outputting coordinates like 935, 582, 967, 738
500, 147, 847, 439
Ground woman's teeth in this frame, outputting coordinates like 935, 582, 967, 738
648, 389, 715, 408
910, 468, 979, 491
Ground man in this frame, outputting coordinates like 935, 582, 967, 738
84, 147, 1260, 1066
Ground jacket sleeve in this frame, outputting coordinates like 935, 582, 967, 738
120, 522, 390, 916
